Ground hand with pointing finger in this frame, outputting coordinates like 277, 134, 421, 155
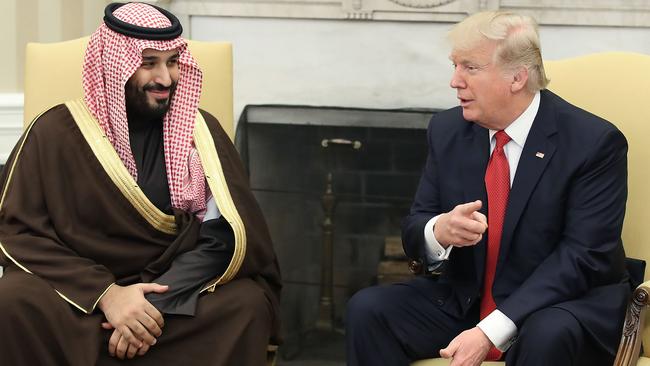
434, 200, 488, 248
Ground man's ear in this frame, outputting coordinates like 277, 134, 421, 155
511, 66, 529, 93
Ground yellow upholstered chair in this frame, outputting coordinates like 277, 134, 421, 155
412, 52, 650, 366
543, 52, 650, 366
23, 36, 234, 139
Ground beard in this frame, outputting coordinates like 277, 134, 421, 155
125, 80, 177, 121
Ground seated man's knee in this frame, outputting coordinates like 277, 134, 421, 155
0, 270, 54, 322
514, 307, 581, 355
226, 279, 272, 326
346, 286, 396, 329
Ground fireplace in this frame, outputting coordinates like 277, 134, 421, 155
235, 104, 437, 360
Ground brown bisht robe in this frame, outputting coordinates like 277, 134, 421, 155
0, 99, 281, 366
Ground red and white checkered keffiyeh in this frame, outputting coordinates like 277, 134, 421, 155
82, 2, 206, 215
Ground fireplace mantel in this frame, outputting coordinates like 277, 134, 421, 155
171, 0, 650, 28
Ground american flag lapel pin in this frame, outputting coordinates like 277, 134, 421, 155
535, 152, 545, 159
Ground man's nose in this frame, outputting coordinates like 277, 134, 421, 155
449, 67, 465, 89
153, 65, 173, 87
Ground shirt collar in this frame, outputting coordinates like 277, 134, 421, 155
489, 91, 541, 148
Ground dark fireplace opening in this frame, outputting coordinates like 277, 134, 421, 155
235, 105, 437, 363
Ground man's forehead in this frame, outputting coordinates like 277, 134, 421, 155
449, 41, 496, 63
141, 48, 180, 58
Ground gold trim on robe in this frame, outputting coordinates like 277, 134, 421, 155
193, 114, 247, 292
65, 99, 177, 235
67, 99, 246, 290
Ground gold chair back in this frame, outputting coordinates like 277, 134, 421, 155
545, 52, 650, 364
24, 37, 234, 139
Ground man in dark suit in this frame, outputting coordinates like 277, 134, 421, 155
346, 10, 630, 366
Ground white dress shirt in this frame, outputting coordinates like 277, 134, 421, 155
423, 91, 541, 351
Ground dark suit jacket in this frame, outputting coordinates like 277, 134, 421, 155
402, 89, 630, 354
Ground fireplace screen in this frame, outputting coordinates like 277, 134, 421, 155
235, 104, 437, 360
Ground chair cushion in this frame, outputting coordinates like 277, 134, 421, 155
411, 359, 504, 366
638, 356, 650, 366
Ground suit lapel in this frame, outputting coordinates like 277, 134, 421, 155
495, 92, 558, 277
460, 123, 490, 283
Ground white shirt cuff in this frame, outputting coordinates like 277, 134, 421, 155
203, 196, 221, 222
424, 215, 453, 263
476, 310, 518, 351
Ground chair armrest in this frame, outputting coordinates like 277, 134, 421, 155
614, 280, 650, 366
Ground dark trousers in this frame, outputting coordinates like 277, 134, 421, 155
346, 281, 614, 366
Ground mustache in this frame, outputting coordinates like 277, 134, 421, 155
143, 83, 175, 92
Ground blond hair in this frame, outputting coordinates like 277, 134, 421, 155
448, 11, 549, 92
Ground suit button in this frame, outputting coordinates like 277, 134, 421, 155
466, 297, 472, 305
436, 299, 444, 306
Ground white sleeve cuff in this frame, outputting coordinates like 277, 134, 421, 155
477, 310, 518, 351
424, 215, 452, 263
203, 196, 222, 222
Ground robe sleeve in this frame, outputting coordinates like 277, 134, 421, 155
145, 215, 235, 315
0, 107, 115, 314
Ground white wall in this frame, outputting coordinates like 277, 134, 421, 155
0, 94, 24, 163
2, 12, 649, 162
191, 16, 650, 121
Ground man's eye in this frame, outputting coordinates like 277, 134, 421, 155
167, 59, 179, 66
141, 62, 154, 68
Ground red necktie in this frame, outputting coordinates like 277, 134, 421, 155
480, 130, 511, 361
